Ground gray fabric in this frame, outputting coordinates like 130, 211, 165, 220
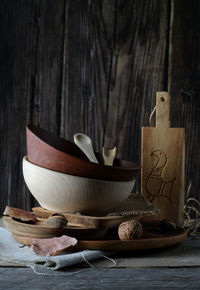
0, 228, 109, 270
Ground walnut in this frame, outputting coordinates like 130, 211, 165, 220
118, 219, 143, 240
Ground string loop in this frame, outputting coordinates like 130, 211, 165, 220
149, 105, 157, 127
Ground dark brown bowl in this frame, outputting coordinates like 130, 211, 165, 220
26, 125, 141, 181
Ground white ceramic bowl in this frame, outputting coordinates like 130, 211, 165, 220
22, 156, 136, 215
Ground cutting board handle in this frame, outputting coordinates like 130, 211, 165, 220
156, 92, 170, 128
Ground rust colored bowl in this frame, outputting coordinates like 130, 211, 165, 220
26, 125, 141, 181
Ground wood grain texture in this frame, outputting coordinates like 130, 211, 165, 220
0, 0, 200, 215
30, 0, 65, 133
103, 0, 169, 165
141, 93, 185, 226
3, 216, 107, 240
12, 228, 187, 251
61, 0, 169, 155
32, 193, 158, 229
168, 0, 200, 198
0, 0, 65, 212
0, 0, 40, 211
0, 267, 200, 289
61, 0, 169, 193
32, 207, 143, 229
61, 0, 104, 149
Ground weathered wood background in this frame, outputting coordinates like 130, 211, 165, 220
0, 0, 199, 213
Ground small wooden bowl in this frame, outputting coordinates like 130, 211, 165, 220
26, 125, 140, 181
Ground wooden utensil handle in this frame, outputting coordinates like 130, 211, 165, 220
156, 92, 170, 129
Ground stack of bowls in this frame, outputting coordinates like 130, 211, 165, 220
23, 125, 141, 216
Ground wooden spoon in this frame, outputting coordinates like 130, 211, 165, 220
102, 146, 116, 166
74, 133, 98, 163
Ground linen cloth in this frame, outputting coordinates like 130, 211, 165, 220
0, 227, 111, 271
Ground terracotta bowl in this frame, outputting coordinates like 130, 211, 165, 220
26, 125, 140, 181
22, 157, 136, 215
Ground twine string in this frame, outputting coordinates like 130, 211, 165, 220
149, 105, 157, 127
81, 251, 96, 269
184, 181, 200, 237
98, 253, 117, 268
30, 251, 116, 276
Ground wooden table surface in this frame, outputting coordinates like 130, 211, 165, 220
0, 237, 200, 289
1, 219, 200, 289
0, 267, 199, 289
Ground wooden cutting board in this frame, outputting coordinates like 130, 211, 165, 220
141, 92, 185, 226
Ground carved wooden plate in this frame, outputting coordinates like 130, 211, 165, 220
2, 216, 107, 240
12, 228, 187, 251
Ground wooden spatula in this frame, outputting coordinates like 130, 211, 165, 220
141, 92, 185, 226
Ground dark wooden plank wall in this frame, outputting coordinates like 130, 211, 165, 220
169, 0, 200, 199
0, 0, 199, 213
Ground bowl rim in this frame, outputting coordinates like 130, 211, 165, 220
23, 156, 136, 184
26, 124, 141, 172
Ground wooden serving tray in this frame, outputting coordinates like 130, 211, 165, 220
12, 228, 187, 251
2, 216, 107, 240
32, 194, 159, 229
73, 229, 187, 251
